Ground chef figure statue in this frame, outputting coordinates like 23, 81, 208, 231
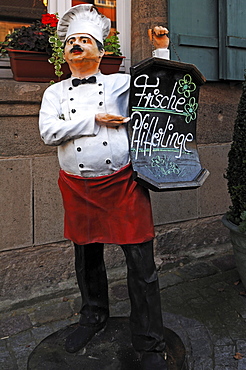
39, 4, 168, 369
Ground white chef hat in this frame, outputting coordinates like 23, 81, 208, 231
57, 4, 111, 45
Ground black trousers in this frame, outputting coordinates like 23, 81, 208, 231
74, 240, 165, 352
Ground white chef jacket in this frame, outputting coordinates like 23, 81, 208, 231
39, 72, 130, 177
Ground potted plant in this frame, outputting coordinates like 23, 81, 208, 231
222, 72, 246, 288
0, 13, 69, 82
101, 31, 125, 74
0, 17, 124, 80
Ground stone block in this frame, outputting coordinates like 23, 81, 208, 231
0, 116, 55, 157
31, 325, 56, 344
179, 262, 218, 279
33, 155, 64, 245
0, 314, 32, 337
198, 103, 237, 144
110, 283, 128, 301
0, 80, 48, 104
158, 272, 183, 289
0, 243, 75, 306
154, 216, 231, 256
0, 158, 32, 251
0, 345, 16, 370
0, 103, 40, 117
150, 188, 198, 226
104, 244, 125, 269
197, 144, 231, 217
211, 254, 236, 271
197, 82, 241, 144
30, 300, 73, 326
6, 330, 34, 362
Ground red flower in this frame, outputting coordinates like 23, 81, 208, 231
41, 14, 58, 28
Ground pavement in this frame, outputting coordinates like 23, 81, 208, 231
1, 246, 246, 370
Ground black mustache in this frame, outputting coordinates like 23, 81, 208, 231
70, 45, 83, 53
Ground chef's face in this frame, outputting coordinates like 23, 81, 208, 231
64, 33, 104, 65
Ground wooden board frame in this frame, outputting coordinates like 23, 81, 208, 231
128, 57, 209, 191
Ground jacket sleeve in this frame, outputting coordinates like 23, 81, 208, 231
39, 84, 100, 146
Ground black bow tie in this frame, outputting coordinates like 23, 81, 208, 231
72, 76, 97, 87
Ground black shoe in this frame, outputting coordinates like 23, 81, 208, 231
65, 322, 106, 353
140, 351, 168, 370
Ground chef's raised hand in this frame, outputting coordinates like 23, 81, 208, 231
95, 113, 130, 128
148, 26, 169, 49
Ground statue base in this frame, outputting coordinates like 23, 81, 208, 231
27, 317, 188, 370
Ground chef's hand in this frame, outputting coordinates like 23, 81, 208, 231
148, 26, 169, 49
95, 113, 130, 128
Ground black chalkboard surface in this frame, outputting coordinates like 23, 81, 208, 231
128, 57, 209, 191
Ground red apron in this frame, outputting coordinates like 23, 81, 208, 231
58, 164, 155, 245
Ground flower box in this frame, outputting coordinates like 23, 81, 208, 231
100, 55, 125, 74
8, 50, 124, 82
7, 49, 70, 82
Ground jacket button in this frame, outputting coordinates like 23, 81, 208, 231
69, 87, 73, 90
99, 91, 103, 95
99, 102, 103, 106
71, 109, 76, 113
77, 147, 81, 152
103, 141, 108, 146
70, 98, 74, 101
106, 159, 111, 164
79, 163, 84, 168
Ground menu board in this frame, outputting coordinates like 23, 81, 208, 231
128, 57, 209, 191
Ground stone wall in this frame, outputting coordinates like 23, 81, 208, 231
0, 80, 63, 252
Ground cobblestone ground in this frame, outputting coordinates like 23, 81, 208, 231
1, 252, 246, 370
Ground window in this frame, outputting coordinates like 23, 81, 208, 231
168, 0, 246, 81
0, 0, 46, 42
72, 1, 116, 31
96, 0, 116, 6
